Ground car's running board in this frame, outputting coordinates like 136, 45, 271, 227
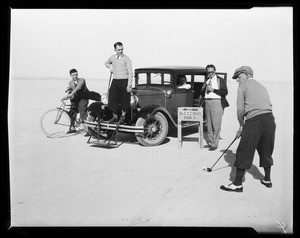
84, 120, 144, 133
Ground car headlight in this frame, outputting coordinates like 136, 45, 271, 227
101, 93, 108, 105
130, 94, 139, 107
166, 90, 172, 97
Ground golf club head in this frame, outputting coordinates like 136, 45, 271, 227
204, 137, 238, 173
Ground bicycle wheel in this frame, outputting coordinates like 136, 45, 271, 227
40, 108, 71, 138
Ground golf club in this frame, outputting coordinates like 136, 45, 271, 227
203, 136, 238, 172
107, 72, 113, 95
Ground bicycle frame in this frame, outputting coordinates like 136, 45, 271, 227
53, 100, 81, 127
54, 102, 66, 124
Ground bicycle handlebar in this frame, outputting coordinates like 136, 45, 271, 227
60, 99, 69, 109
60, 98, 74, 108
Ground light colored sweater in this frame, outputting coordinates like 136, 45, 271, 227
237, 78, 272, 126
105, 54, 133, 80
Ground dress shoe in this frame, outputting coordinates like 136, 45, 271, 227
220, 183, 243, 192
209, 146, 217, 151
67, 128, 77, 134
260, 179, 272, 188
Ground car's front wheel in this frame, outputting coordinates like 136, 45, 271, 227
135, 112, 169, 146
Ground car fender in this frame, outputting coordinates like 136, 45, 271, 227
133, 105, 178, 127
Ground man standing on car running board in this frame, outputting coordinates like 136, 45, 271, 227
105, 42, 133, 124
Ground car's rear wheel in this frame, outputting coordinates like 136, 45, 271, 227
135, 112, 168, 146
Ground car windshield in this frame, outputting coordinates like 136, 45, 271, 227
136, 72, 171, 85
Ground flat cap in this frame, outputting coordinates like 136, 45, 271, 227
232, 66, 253, 79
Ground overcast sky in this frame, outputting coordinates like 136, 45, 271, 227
10, 7, 293, 82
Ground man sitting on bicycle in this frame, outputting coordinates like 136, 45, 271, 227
62, 69, 89, 133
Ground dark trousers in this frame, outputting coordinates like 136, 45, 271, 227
80, 91, 101, 101
108, 79, 130, 114
78, 99, 89, 121
69, 98, 89, 126
234, 113, 276, 169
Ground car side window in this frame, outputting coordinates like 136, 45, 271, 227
194, 75, 205, 83
176, 74, 192, 90
185, 75, 192, 84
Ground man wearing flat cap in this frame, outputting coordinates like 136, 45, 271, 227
220, 66, 276, 192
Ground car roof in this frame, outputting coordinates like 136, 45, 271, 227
135, 66, 206, 74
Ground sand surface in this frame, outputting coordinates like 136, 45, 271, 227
8, 78, 293, 233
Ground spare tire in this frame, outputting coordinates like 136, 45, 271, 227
85, 102, 108, 139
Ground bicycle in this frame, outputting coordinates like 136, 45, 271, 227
40, 100, 87, 138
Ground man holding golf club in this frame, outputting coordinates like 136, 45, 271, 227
105, 42, 133, 124
220, 66, 276, 192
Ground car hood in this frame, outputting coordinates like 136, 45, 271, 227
132, 85, 173, 108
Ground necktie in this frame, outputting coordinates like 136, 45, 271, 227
208, 78, 212, 86
206, 78, 211, 94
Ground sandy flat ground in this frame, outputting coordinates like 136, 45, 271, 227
7, 78, 293, 233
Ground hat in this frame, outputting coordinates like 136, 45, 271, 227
232, 66, 253, 79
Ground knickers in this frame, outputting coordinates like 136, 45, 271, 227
234, 113, 276, 169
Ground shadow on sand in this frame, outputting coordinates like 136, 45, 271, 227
87, 131, 171, 149
217, 149, 265, 182
168, 123, 228, 147
58, 130, 85, 138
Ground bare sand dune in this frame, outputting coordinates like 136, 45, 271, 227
8, 78, 293, 233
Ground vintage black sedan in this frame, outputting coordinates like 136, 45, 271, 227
84, 66, 227, 146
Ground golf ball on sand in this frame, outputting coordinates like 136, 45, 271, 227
203, 166, 206, 170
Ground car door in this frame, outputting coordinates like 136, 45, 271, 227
135, 72, 172, 109
170, 74, 194, 120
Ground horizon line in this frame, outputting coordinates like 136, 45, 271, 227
9, 76, 293, 83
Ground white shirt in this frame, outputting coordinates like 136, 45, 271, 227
205, 75, 221, 99
177, 83, 191, 89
